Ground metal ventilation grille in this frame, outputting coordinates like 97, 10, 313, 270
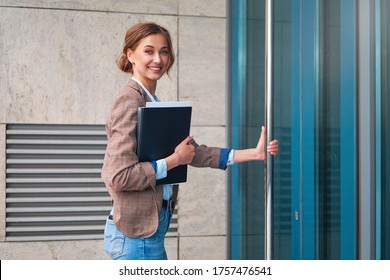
5, 124, 178, 241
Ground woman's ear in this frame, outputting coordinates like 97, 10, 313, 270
127, 49, 134, 63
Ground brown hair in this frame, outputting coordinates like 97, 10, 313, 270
117, 22, 175, 75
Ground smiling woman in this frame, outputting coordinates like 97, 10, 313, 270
101, 21, 278, 260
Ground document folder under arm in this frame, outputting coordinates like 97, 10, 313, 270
137, 102, 192, 185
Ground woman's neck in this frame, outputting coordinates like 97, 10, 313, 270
132, 76, 157, 95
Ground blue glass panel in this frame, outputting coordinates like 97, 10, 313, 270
339, 0, 357, 259
229, 0, 293, 260
273, 0, 293, 260
290, 0, 302, 260
380, 0, 390, 260
375, 0, 382, 260
317, 0, 343, 259
301, 0, 316, 260
230, 0, 246, 260
311, 0, 357, 260
229, 0, 266, 260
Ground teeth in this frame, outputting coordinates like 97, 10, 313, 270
150, 67, 161, 70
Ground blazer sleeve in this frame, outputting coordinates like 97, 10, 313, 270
101, 88, 156, 192
189, 140, 223, 169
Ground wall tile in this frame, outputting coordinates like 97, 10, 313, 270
179, 236, 226, 260
179, 0, 226, 18
0, 8, 177, 124
178, 126, 227, 236
178, 17, 226, 126
0, 240, 110, 259
0, 0, 178, 14
165, 237, 178, 260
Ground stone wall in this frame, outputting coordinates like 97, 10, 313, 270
0, 0, 227, 259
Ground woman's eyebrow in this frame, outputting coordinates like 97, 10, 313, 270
143, 45, 168, 49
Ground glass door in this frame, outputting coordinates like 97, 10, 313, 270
229, 0, 358, 260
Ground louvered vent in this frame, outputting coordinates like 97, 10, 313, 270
5, 124, 178, 241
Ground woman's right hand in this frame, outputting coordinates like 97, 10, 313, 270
165, 135, 195, 171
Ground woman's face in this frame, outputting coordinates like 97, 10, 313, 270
127, 34, 170, 88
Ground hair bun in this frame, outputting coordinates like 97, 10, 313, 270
117, 52, 132, 73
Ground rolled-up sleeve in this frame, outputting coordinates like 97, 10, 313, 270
219, 148, 232, 170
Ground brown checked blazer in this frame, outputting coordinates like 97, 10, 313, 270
101, 79, 223, 238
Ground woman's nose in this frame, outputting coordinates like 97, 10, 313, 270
153, 53, 161, 63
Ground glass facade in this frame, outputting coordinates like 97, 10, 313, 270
380, 0, 390, 260
228, 0, 388, 260
229, 0, 267, 260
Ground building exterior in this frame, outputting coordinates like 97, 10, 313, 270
0, 0, 388, 260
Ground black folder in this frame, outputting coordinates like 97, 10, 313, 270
137, 102, 192, 185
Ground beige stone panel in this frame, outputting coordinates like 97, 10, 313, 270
0, 8, 177, 124
0, 57, 6, 122
0, 0, 178, 14
179, 236, 226, 260
178, 126, 227, 236
179, 0, 226, 18
0, 237, 177, 260
178, 17, 226, 126
0, 237, 176, 260
165, 237, 178, 260
0, 240, 110, 260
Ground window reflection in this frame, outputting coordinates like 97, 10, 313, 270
317, 0, 341, 260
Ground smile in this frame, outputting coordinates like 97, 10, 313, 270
149, 66, 162, 71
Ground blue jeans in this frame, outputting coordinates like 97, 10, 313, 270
104, 207, 172, 260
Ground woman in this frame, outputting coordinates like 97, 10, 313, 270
102, 22, 279, 260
